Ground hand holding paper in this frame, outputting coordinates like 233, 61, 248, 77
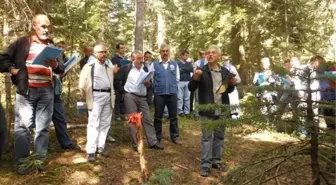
45, 59, 58, 68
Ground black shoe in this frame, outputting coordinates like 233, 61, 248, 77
200, 167, 210, 177
17, 165, 31, 175
150, 143, 164, 150
37, 162, 47, 172
178, 113, 185, 117
212, 163, 227, 171
87, 153, 96, 163
132, 146, 138, 153
97, 147, 109, 157
64, 143, 81, 150
172, 139, 181, 145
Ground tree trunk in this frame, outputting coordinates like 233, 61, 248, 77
306, 72, 320, 185
230, 0, 241, 66
134, 0, 145, 51
3, 5, 13, 142
157, 13, 165, 49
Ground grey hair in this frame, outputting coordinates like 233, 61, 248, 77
208, 45, 222, 57
131, 50, 143, 57
159, 44, 170, 52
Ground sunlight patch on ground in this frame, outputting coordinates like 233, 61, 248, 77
69, 171, 100, 185
121, 170, 141, 184
53, 153, 87, 164
120, 148, 132, 155
0, 178, 10, 185
240, 130, 299, 143
72, 155, 88, 164
184, 130, 201, 136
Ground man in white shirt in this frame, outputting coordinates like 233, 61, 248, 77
79, 43, 118, 163
119, 50, 164, 151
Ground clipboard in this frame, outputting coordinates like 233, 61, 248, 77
32, 46, 63, 67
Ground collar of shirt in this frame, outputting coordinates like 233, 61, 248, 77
209, 64, 221, 72
30, 36, 49, 45
132, 63, 144, 70
159, 57, 172, 64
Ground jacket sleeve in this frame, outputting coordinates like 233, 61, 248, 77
78, 65, 88, 95
188, 76, 200, 92
0, 39, 18, 73
119, 66, 127, 94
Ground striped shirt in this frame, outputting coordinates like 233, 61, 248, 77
26, 41, 53, 87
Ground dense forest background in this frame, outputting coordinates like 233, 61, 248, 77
0, 1, 335, 185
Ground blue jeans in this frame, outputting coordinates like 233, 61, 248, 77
177, 81, 190, 115
14, 86, 54, 164
52, 95, 73, 148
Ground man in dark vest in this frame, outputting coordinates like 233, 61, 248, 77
111, 42, 127, 121
177, 50, 193, 116
150, 44, 181, 145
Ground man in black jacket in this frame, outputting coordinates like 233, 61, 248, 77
188, 45, 237, 177
0, 14, 64, 175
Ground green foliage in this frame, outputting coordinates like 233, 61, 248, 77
18, 153, 47, 172
144, 168, 175, 185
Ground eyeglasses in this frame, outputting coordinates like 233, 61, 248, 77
97, 51, 107, 54
161, 50, 169, 52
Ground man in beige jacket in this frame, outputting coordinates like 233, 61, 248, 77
79, 43, 118, 162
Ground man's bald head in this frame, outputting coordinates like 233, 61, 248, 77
32, 14, 51, 41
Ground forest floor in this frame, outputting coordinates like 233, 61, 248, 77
0, 113, 333, 185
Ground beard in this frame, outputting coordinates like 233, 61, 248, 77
39, 32, 49, 40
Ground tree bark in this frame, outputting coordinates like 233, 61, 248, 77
134, 0, 145, 51
3, 4, 13, 142
306, 71, 321, 185
230, 0, 241, 66
157, 13, 165, 49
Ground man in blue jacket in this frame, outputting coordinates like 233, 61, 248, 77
150, 44, 181, 145
189, 45, 237, 177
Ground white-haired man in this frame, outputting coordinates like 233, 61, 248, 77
79, 43, 119, 163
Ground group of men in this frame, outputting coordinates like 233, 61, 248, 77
253, 56, 336, 134
0, 14, 238, 178
1, 13, 333, 179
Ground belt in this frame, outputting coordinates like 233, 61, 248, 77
127, 92, 147, 98
93, 89, 111, 93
